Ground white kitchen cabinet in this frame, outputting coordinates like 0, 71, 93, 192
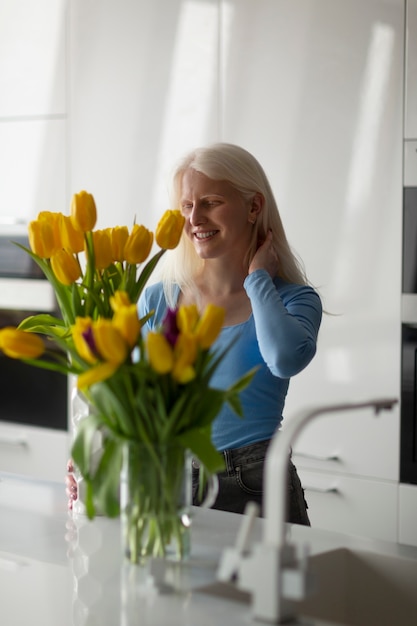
399, 484, 417, 546
0, 421, 70, 483
405, 0, 417, 138
220, 0, 404, 539
297, 467, 398, 542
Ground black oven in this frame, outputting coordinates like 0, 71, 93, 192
400, 143, 417, 485
0, 229, 68, 433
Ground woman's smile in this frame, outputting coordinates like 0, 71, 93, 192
193, 229, 219, 241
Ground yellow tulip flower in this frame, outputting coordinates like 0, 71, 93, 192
51, 249, 82, 286
111, 226, 129, 262
77, 362, 119, 389
38, 211, 63, 250
28, 219, 56, 259
71, 191, 97, 233
72, 317, 97, 364
176, 304, 199, 334
110, 291, 131, 311
195, 304, 225, 349
124, 224, 153, 264
172, 333, 197, 383
92, 229, 113, 270
155, 210, 185, 249
112, 304, 141, 347
59, 214, 84, 254
146, 332, 174, 374
93, 320, 129, 364
0, 327, 45, 359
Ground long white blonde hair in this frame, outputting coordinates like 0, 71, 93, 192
157, 143, 308, 306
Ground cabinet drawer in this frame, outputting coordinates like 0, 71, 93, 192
0, 422, 70, 482
297, 468, 398, 542
289, 402, 400, 482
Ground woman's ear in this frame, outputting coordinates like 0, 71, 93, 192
248, 192, 264, 224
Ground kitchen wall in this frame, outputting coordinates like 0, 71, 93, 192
1, 0, 414, 542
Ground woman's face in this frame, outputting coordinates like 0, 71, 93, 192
180, 169, 258, 262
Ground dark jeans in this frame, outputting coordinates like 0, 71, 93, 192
192, 439, 310, 526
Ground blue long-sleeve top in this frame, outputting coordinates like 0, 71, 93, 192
138, 269, 322, 451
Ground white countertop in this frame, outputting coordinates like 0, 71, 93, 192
1, 472, 417, 626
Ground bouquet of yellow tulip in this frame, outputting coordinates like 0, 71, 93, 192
0, 190, 184, 370
0, 191, 255, 563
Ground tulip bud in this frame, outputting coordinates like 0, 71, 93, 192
111, 226, 129, 262
91, 229, 113, 270
155, 210, 185, 249
195, 304, 225, 349
146, 332, 174, 374
0, 327, 45, 359
28, 219, 56, 259
124, 224, 153, 264
50, 249, 81, 286
70, 191, 97, 232
59, 214, 84, 253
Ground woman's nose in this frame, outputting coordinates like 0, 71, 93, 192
189, 203, 206, 226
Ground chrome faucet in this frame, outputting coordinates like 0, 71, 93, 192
217, 398, 398, 623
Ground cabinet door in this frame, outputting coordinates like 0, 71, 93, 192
298, 468, 398, 542
291, 404, 399, 481
220, 0, 403, 480
0, 422, 70, 482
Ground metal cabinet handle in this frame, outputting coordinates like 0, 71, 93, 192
0, 435, 28, 448
304, 485, 339, 494
293, 451, 340, 462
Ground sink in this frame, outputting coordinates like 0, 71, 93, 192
195, 545, 417, 625
297, 547, 417, 626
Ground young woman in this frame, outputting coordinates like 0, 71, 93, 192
138, 143, 322, 524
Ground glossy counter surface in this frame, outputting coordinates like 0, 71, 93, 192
1, 472, 417, 626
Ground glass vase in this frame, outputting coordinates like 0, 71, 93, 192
70, 376, 102, 516
120, 442, 192, 565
